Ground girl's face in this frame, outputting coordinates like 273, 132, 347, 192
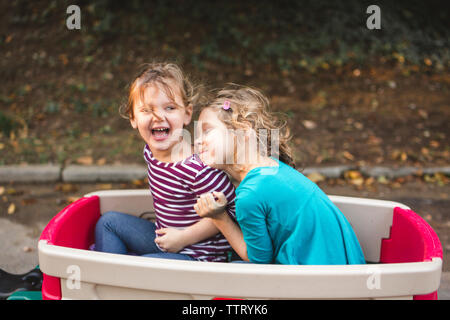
130, 83, 192, 159
195, 108, 234, 169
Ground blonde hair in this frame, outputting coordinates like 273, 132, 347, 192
205, 84, 296, 168
120, 62, 200, 120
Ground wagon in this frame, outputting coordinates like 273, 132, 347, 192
36, 189, 442, 300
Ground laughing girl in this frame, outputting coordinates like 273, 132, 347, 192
95, 63, 236, 262
194, 85, 365, 265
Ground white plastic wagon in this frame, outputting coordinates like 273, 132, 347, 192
38, 189, 443, 300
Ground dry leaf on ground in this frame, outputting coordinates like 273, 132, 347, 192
7, 203, 16, 215
307, 172, 326, 183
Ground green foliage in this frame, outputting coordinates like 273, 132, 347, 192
8, 0, 447, 72
68, 0, 449, 72
0, 111, 19, 136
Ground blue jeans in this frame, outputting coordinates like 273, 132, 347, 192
94, 211, 194, 261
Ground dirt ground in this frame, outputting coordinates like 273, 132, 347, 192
1, 2, 449, 169
1, 66, 449, 169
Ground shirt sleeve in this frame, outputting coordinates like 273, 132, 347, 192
192, 166, 236, 220
236, 191, 274, 264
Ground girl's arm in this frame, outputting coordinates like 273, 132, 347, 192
156, 166, 237, 253
154, 218, 219, 253
180, 218, 220, 244
195, 192, 249, 261
208, 212, 249, 262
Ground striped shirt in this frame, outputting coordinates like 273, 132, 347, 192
143, 145, 236, 262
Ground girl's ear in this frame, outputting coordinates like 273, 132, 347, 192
184, 103, 193, 126
130, 117, 137, 129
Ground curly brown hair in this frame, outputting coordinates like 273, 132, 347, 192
205, 84, 295, 168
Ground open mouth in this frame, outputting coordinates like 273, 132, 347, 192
151, 127, 170, 141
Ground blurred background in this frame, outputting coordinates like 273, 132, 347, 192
0, 0, 448, 168
0, 0, 449, 278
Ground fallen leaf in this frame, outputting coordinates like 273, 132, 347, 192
131, 179, 145, 187
396, 177, 405, 184
387, 80, 396, 89
392, 150, 408, 161
418, 109, 428, 119
377, 176, 389, 184
344, 170, 365, 186
344, 170, 362, 180
56, 183, 78, 193
21, 198, 37, 205
434, 173, 448, 186
6, 188, 23, 196
96, 183, 112, 190
103, 72, 113, 80
350, 178, 364, 186
342, 151, 355, 161
36, 113, 47, 121
391, 150, 401, 160
430, 140, 440, 148
400, 152, 408, 162
364, 177, 375, 186
59, 54, 69, 65
66, 196, 81, 203
96, 158, 106, 165
390, 182, 402, 189
0, 186, 4, 195
307, 172, 326, 183
23, 246, 33, 253
7, 203, 16, 215
76, 156, 93, 165
302, 120, 317, 130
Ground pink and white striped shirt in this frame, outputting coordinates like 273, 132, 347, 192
143, 145, 236, 262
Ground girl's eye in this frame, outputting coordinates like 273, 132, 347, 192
166, 105, 176, 111
140, 106, 151, 113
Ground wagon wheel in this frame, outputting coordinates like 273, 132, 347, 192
0, 267, 42, 300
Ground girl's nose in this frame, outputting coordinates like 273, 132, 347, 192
152, 109, 164, 121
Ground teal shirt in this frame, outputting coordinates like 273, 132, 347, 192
235, 160, 366, 265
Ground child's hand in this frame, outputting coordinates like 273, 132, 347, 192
154, 228, 186, 253
194, 192, 228, 218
